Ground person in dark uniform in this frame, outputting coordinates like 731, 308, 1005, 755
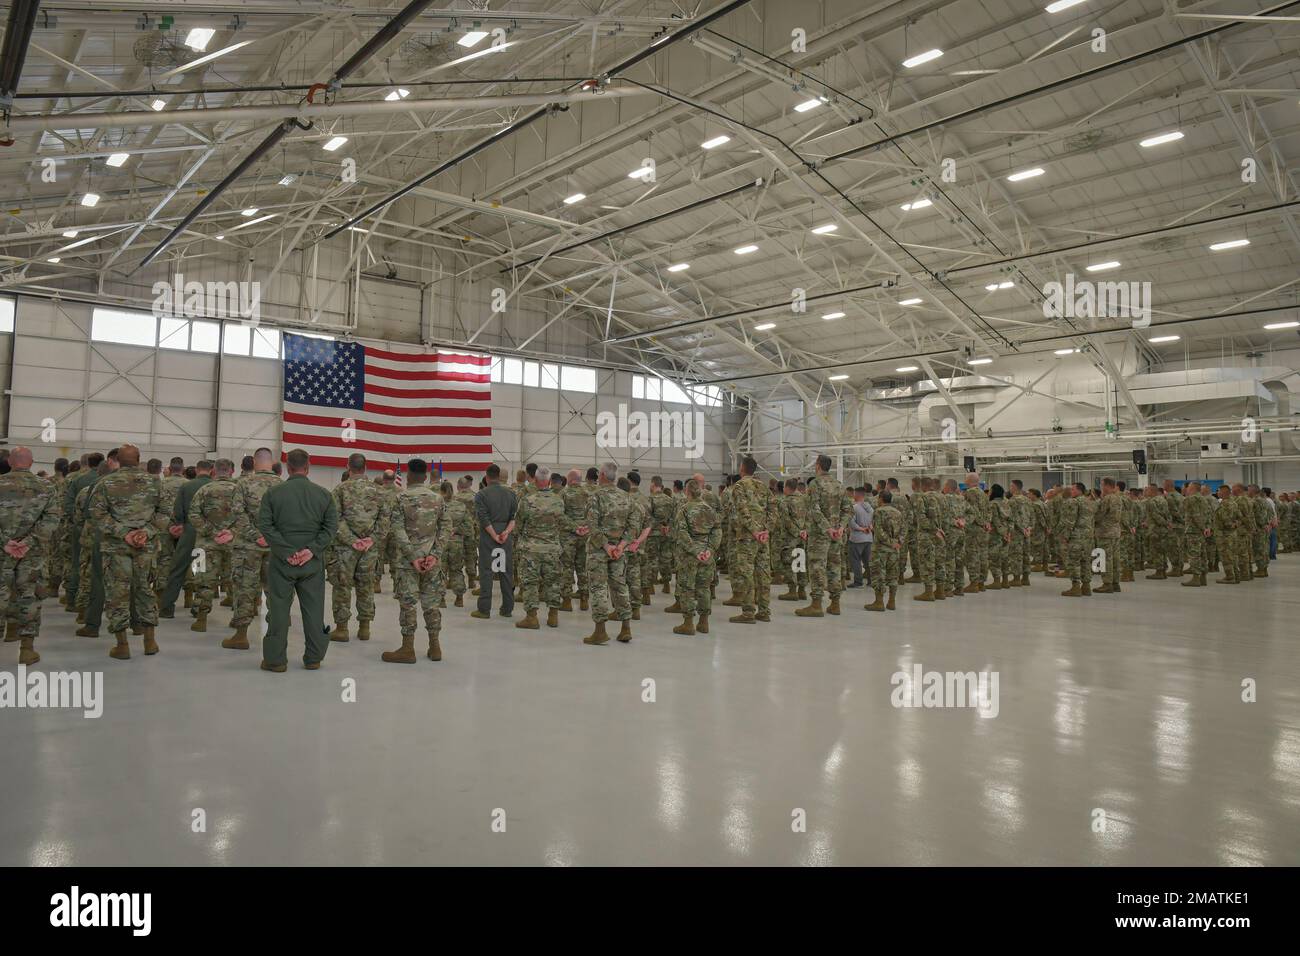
471, 463, 517, 619
256, 448, 338, 672
159, 459, 213, 617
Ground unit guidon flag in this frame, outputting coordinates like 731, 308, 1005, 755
280, 332, 493, 474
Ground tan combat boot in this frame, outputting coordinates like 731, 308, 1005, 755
382, 634, 417, 664
75, 624, 98, 638
261, 660, 287, 673
18, 637, 39, 665
673, 613, 695, 636
546, 608, 559, 627
1081, 581, 1092, 596
935, 585, 947, 600
722, 595, 744, 607
795, 598, 825, 617
1121, 570, 1134, 582
642, 586, 653, 605
1020, 573, 1031, 586
3, 622, 17, 642
755, 608, 771, 622
664, 598, 682, 613
454, 593, 464, 608
109, 632, 130, 660
962, 581, 980, 594
778, 583, 800, 601
616, 620, 632, 643
329, 623, 349, 642
797, 585, 807, 600
515, 609, 540, 630
190, 611, 207, 633
374, 580, 382, 594
1095, 582, 1114, 594
183, 586, 193, 608
913, 587, 935, 602
220, 592, 233, 607
584, 621, 610, 645
142, 627, 159, 656
827, 595, 841, 615
131, 624, 144, 636
631, 605, 641, 621
427, 632, 443, 661
1146, 569, 1166, 580
357, 621, 371, 641
579, 593, 590, 612
661, 582, 671, 594
222, 625, 250, 650
865, 588, 885, 611
887, 587, 897, 610
559, 597, 573, 612
696, 612, 710, 633
1060, 583, 1082, 597
729, 609, 756, 624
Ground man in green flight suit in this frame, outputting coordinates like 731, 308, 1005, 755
159, 459, 213, 617
256, 449, 338, 672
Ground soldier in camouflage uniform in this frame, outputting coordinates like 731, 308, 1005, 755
796, 456, 850, 616
624, 472, 651, 620
1248, 485, 1271, 577
329, 453, 389, 642
769, 479, 787, 585
776, 480, 807, 601
864, 490, 902, 611
646, 476, 676, 595
1006, 480, 1033, 586
581, 462, 635, 645
74, 460, 115, 636
1178, 481, 1213, 587
1, 447, 60, 664
1117, 482, 1138, 582
41, 457, 69, 600
454, 476, 480, 595
700, 476, 724, 595
381, 458, 451, 663
513, 467, 567, 630
940, 479, 966, 599
63, 452, 104, 610
988, 485, 1011, 588
375, 470, 400, 593
1092, 478, 1124, 593
155, 457, 186, 604
961, 474, 989, 593
224, 448, 278, 649
1028, 488, 1048, 571
187, 458, 240, 633
1061, 483, 1095, 596
1143, 486, 1170, 578
441, 478, 472, 607
161, 459, 213, 616
724, 457, 773, 623
904, 477, 923, 583
560, 469, 593, 610
670, 478, 720, 635
1213, 485, 1245, 583
1203, 485, 1220, 571
886, 478, 908, 586
912, 477, 946, 601
90, 444, 168, 660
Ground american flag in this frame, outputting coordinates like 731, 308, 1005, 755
280, 332, 493, 475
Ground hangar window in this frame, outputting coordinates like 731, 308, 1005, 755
91, 307, 156, 347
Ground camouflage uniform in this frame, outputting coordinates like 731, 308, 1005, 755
329, 477, 389, 627
989, 497, 1011, 583
188, 476, 240, 616
155, 473, 186, 594
43, 472, 67, 594
377, 482, 400, 586
230, 471, 278, 628
390, 482, 451, 642
0, 470, 59, 654
1235, 494, 1257, 580
442, 488, 472, 600
1145, 494, 1170, 573
915, 487, 946, 593
89, 465, 168, 635
1031, 498, 1049, 569
805, 473, 849, 602
895, 493, 912, 585
781, 492, 809, 594
1181, 492, 1213, 578
672, 494, 720, 617
905, 491, 921, 581
62, 468, 100, 607
515, 485, 566, 613
1119, 494, 1139, 578
728, 475, 773, 616
702, 485, 723, 588
963, 485, 989, 588
583, 483, 634, 624
1165, 491, 1185, 573
868, 502, 902, 596
1009, 493, 1034, 580
647, 489, 677, 590
625, 487, 650, 612
1067, 495, 1095, 589
560, 482, 592, 604
454, 487, 479, 589
942, 491, 966, 593
1251, 495, 1270, 574
1092, 491, 1123, 589
1213, 495, 1245, 581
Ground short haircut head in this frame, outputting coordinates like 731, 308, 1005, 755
616, 476, 630, 492
816, 454, 832, 472
286, 449, 310, 472
169, 456, 185, 470
525, 462, 537, 478
685, 478, 700, 497
627, 470, 640, 486
536, 466, 551, 484
117, 444, 141, 467
54, 457, 69, 475
1011, 479, 1023, 491
196, 459, 214, 472
408, 458, 428, 476
146, 458, 162, 474
485, 464, 501, 480
880, 490, 893, 504
650, 475, 663, 489
347, 453, 366, 473
214, 458, 234, 476
741, 455, 757, 475
586, 467, 599, 482
601, 461, 618, 481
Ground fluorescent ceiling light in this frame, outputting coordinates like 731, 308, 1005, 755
1139, 130, 1184, 148
1055, 348, 1077, 356
701, 134, 730, 149
150, 99, 166, 111
967, 357, 993, 366
446, 40, 517, 66
811, 223, 838, 235
822, 312, 845, 320
985, 280, 1015, 291
734, 244, 759, 255
1046, 0, 1089, 12
57, 234, 98, 252
347, 226, 369, 233
901, 198, 932, 211
184, 28, 215, 52
384, 88, 411, 101
1209, 238, 1250, 251
829, 374, 850, 381
902, 49, 944, 69
214, 234, 224, 241
896, 365, 919, 372
105, 153, 130, 167
458, 31, 489, 48
240, 207, 259, 217
627, 164, 654, 179
1263, 321, 1299, 330
62, 230, 79, 238
322, 136, 348, 152
898, 297, 923, 306
80, 192, 99, 207
666, 262, 690, 272
232, 213, 276, 231
278, 174, 297, 186
47, 257, 60, 264
1007, 167, 1045, 182
1148, 335, 1180, 343
754, 322, 776, 331
1086, 260, 1120, 272
562, 192, 585, 205
793, 98, 822, 113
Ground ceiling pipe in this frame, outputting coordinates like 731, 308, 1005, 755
0, 0, 42, 122
321, 0, 756, 242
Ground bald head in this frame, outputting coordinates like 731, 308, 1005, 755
965, 472, 978, 487
7, 446, 33, 470
117, 443, 141, 467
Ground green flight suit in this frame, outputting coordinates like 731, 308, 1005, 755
161, 474, 212, 613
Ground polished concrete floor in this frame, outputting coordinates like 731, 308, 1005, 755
2, 560, 1298, 867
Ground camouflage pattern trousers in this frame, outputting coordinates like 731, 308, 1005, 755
1253, 531, 1269, 571
1095, 533, 1120, 587
586, 549, 629, 623
646, 535, 672, 586
330, 545, 379, 624
1066, 534, 1094, 586
730, 535, 771, 613
946, 529, 964, 589
45, 525, 66, 587
1120, 529, 1137, 576
396, 563, 445, 637
444, 533, 468, 597
230, 547, 268, 629
1031, 530, 1047, 569
562, 534, 588, 600
805, 532, 844, 601
917, 532, 944, 590
988, 533, 1007, 581
1226, 531, 1252, 580
964, 529, 987, 586
1, 552, 45, 639
1008, 530, 1027, 579
627, 549, 643, 608
1183, 531, 1207, 574
1167, 531, 1185, 571
192, 541, 232, 614
101, 545, 158, 633
1144, 530, 1165, 570
781, 542, 807, 590
870, 543, 900, 590
675, 546, 714, 616
518, 544, 563, 611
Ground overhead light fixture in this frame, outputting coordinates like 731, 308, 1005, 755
1086, 260, 1120, 272
1148, 335, 1180, 343
1209, 238, 1250, 251
323, 136, 348, 152
1007, 167, 1045, 182
1263, 321, 1299, 330
701, 135, 730, 149
829, 374, 850, 381
384, 88, 411, 101
240, 207, 259, 217
967, 357, 993, 366
985, 280, 1015, 291
105, 153, 130, 167
1046, 0, 1089, 12
80, 192, 99, 207
902, 49, 944, 69
562, 192, 586, 205
62, 230, 79, 239
901, 198, 932, 211
446, 39, 517, 66
459, 30, 489, 47
232, 213, 276, 231
754, 322, 776, 331
46, 257, 60, 264
278, 174, 297, 186
184, 27, 215, 52
896, 365, 919, 372
899, 297, 923, 306
627, 164, 654, 179
666, 262, 690, 272
1139, 130, 1184, 148
151, 99, 166, 111
56, 234, 98, 252
822, 311, 845, 320
1055, 348, 1078, 356
811, 223, 838, 235
734, 244, 759, 255
793, 98, 822, 113
214, 234, 224, 241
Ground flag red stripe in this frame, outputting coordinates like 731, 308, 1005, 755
287, 453, 492, 473
366, 365, 490, 384
284, 410, 491, 436
281, 431, 492, 456
363, 344, 492, 366
364, 383, 491, 402
358, 398, 491, 418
